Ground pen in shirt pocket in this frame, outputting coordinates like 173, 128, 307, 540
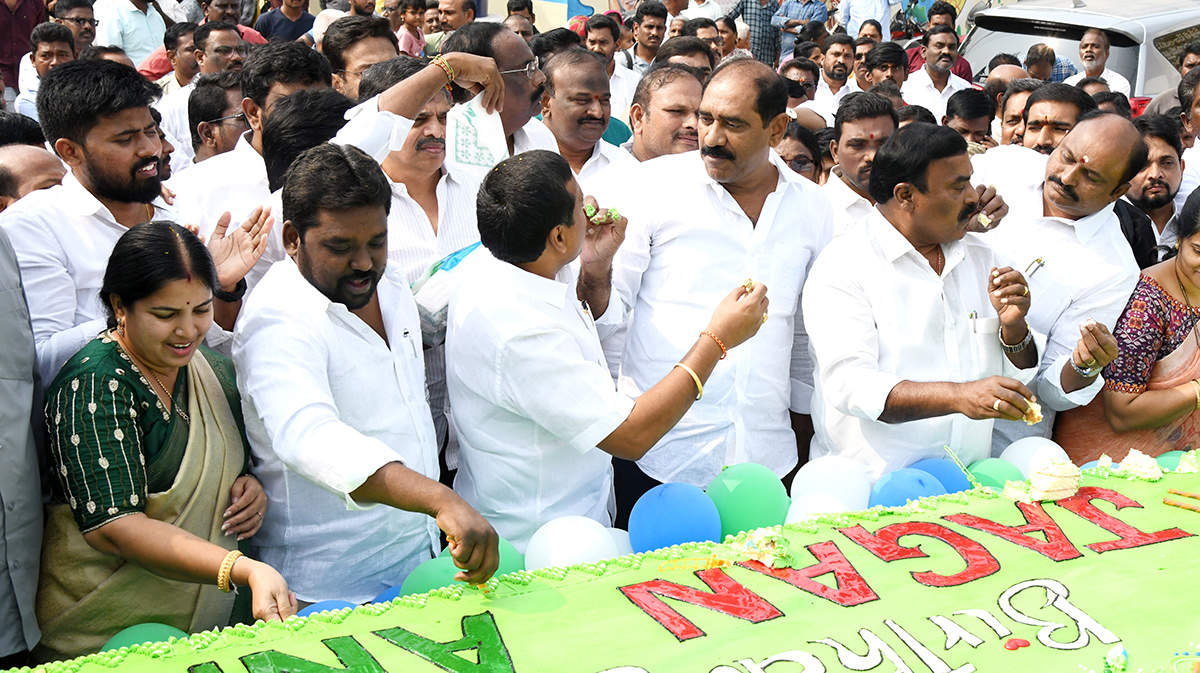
1025, 257, 1045, 277
402, 328, 419, 358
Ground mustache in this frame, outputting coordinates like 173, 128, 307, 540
958, 202, 978, 223
701, 145, 735, 161
415, 136, 445, 150
577, 116, 605, 125
530, 83, 546, 104
1047, 175, 1078, 201
341, 270, 377, 285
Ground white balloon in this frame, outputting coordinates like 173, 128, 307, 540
606, 527, 634, 556
999, 437, 1070, 478
524, 516, 620, 572
785, 492, 854, 524
789, 456, 872, 509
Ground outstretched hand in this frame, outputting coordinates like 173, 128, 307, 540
578, 195, 627, 267
208, 206, 273, 294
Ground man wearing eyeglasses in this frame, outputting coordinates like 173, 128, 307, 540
153, 21, 246, 170
323, 16, 399, 100
441, 22, 558, 172
53, 0, 96, 51
780, 56, 817, 107
135, 0, 265, 80
188, 71, 246, 165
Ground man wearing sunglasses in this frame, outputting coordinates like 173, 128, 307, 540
442, 22, 558, 173
54, 0, 97, 51
135, 0, 265, 80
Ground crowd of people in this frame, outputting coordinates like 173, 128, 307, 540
1, 0, 1199, 666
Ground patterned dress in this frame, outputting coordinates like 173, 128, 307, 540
1103, 275, 1200, 395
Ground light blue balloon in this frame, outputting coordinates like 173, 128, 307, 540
372, 585, 404, 604
629, 482, 722, 553
907, 458, 972, 493
869, 468, 947, 508
297, 600, 357, 617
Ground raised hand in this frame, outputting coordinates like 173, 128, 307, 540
579, 196, 627, 267
208, 206, 273, 293
988, 266, 1030, 328
441, 53, 506, 114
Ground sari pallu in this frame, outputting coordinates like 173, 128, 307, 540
33, 351, 244, 663
1055, 333, 1200, 465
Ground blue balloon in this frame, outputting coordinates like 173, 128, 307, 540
869, 468, 948, 508
373, 585, 404, 604
628, 482, 722, 553
297, 600, 357, 617
907, 458, 972, 493
1081, 460, 1100, 469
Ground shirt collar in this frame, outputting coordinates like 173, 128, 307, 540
825, 169, 870, 210
1064, 201, 1116, 245
867, 207, 965, 273
60, 171, 108, 218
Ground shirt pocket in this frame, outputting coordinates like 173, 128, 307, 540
0, 287, 35, 381
765, 244, 810, 318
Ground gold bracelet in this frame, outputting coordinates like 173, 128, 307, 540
431, 56, 454, 84
1190, 380, 1200, 411
674, 363, 703, 401
217, 550, 244, 593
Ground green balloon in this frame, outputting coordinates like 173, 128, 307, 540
101, 623, 189, 651
968, 458, 1024, 491
706, 463, 790, 539
1157, 450, 1186, 471
400, 555, 462, 596
438, 537, 525, 577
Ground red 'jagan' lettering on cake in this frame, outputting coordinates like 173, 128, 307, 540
943, 501, 1084, 561
1051, 486, 1195, 553
618, 568, 785, 641
837, 522, 1001, 588
738, 540, 880, 606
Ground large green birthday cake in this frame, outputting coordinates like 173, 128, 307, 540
18, 467, 1200, 673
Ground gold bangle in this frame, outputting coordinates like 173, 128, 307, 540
217, 550, 244, 593
431, 56, 454, 84
1190, 380, 1200, 411
674, 363, 703, 401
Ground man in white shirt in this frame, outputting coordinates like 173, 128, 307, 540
1126, 114, 1184, 263
448, 149, 768, 548
154, 22, 247, 172
0, 145, 66, 212
901, 25, 970, 122
441, 22, 559, 168
584, 13, 638, 122
1063, 29, 1130, 97
981, 112, 1147, 451
169, 40, 331, 239
805, 123, 1040, 481
624, 63, 703, 161
681, 0, 722, 21
799, 33, 852, 125
838, 0, 896, 38
541, 49, 638, 190
356, 56, 484, 460
235, 143, 498, 604
823, 91, 896, 235
605, 59, 834, 508
94, 0, 167, 65
1173, 68, 1200, 216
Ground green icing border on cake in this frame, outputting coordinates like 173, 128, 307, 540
16, 450, 1200, 673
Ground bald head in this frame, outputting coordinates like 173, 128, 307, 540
0, 145, 66, 211
984, 64, 1029, 111
1043, 112, 1147, 219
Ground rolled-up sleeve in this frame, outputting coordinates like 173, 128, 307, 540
233, 306, 401, 510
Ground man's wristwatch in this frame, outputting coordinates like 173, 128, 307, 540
998, 321, 1033, 354
213, 278, 247, 303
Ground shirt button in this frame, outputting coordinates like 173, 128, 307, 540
5, 502, 12, 512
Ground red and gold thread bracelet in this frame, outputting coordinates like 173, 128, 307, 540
700, 330, 727, 359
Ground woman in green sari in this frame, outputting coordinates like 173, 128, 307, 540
35, 222, 295, 662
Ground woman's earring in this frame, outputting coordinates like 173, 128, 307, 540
117, 320, 125, 337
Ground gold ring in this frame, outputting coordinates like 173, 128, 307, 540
761, 312, 769, 324
1022, 285, 1028, 296
992, 399, 1001, 411
1084, 359, 1097, 368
